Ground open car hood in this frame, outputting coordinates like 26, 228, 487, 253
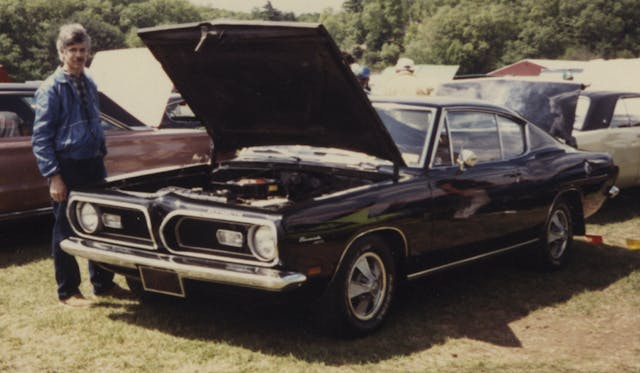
137, 20, 404, 166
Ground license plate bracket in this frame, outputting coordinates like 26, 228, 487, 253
139, 266, 186, 297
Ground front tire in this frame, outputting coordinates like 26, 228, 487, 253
315, 236, 396, 337
538, 201, 573, 270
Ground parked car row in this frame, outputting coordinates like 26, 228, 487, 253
0, 82, 211, 221
57, 21, 618, 336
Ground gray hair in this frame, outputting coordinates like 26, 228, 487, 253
56, 23, 91, 63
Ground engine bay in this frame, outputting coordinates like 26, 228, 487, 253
116, 164, 390, 210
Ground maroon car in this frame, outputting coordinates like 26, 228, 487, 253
0, 82, 211, 221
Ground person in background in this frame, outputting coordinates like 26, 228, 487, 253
351, 64, 371, 93
32, 23, 128, 308
0, 111, 22, 137
376, 57, 430, 96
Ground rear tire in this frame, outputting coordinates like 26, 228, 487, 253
315, 236, 396, 337
538, 201, 573, 270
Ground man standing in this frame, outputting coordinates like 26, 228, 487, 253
375, 57, 430, 96
32, 23, 125, 307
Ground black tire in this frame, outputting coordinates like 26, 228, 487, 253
315, 236, 396, 337
538, 201, 573, 270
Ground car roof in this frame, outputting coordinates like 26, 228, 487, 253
0, 82, 39, 92
371, 95, 521, 116
581, 90, 640, 99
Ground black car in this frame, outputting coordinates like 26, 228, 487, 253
60, 21, 618, 336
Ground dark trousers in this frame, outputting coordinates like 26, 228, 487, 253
52, 157, 114, 300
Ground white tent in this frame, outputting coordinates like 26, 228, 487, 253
89, 48, 174, 127
580, 58, 640, 92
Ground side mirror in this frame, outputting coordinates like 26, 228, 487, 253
457, 149, 478, 171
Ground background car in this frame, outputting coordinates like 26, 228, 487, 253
61, 21, 618, 337
160, 92, 202, 129
0, 82, 211, 221
573, 91, 640, 188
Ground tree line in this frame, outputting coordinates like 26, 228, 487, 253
1, 0, 639, 81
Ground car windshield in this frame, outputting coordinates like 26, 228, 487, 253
374, 104, 434, 167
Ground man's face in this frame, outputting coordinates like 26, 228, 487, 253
61, 42, 89, 74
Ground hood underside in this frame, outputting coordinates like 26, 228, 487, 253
137, 20, 404, 166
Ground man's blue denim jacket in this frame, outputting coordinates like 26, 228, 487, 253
32, 67, 107, 178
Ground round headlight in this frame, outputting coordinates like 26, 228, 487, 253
76, 202, 101, 233
249, 225, 277, 262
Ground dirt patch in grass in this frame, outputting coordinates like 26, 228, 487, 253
1, 190, 639, 372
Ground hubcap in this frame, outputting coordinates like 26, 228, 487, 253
347, 252, 387, 321
547, 208, 569, 259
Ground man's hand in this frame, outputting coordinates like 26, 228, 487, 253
49, 174, 68, 202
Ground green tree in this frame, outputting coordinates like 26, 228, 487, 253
0, 0, 209, 80
251, 1, 295, 21
404, 2, 517, 74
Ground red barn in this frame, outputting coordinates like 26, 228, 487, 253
488, 59, 587, 77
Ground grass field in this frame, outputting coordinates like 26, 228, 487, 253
1, 188, 639, 372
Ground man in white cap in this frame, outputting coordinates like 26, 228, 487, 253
375, 57, 428, 96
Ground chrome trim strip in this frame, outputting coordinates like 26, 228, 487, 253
160, 208, 281, 267
407, 238, 538, 280
0, 207, 52, 222
66, 195, 157, 250
608, 185, 620, 198
60, 238, 306, 292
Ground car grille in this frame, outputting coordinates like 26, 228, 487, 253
68, 197, 156, 250
161, 216, 255, 260
96, 205, 153, 246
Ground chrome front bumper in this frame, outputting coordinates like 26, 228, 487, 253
60, 237, 306, 292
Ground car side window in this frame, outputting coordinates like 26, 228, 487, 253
497, 115, 525, 159
573, 96, 590, 130
100, 118, 126, 131
447, 111, 501, 164
0, 95, 35, 137
611, 97, 640, 128
433, 118, 453, 167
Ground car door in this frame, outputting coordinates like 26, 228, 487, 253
0, 92, 50, 217
426, 109, 527, 266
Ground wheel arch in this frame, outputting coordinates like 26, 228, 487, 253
552, 189, 585, 236
331, 227, 408, 282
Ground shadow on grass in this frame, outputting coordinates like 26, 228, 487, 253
104, 241, 640, 365
587, 186, 640, 224
0, 216, 52, 268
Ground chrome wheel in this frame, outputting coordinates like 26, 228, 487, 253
347, 252, 387, 321
547, 207, 569, 260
